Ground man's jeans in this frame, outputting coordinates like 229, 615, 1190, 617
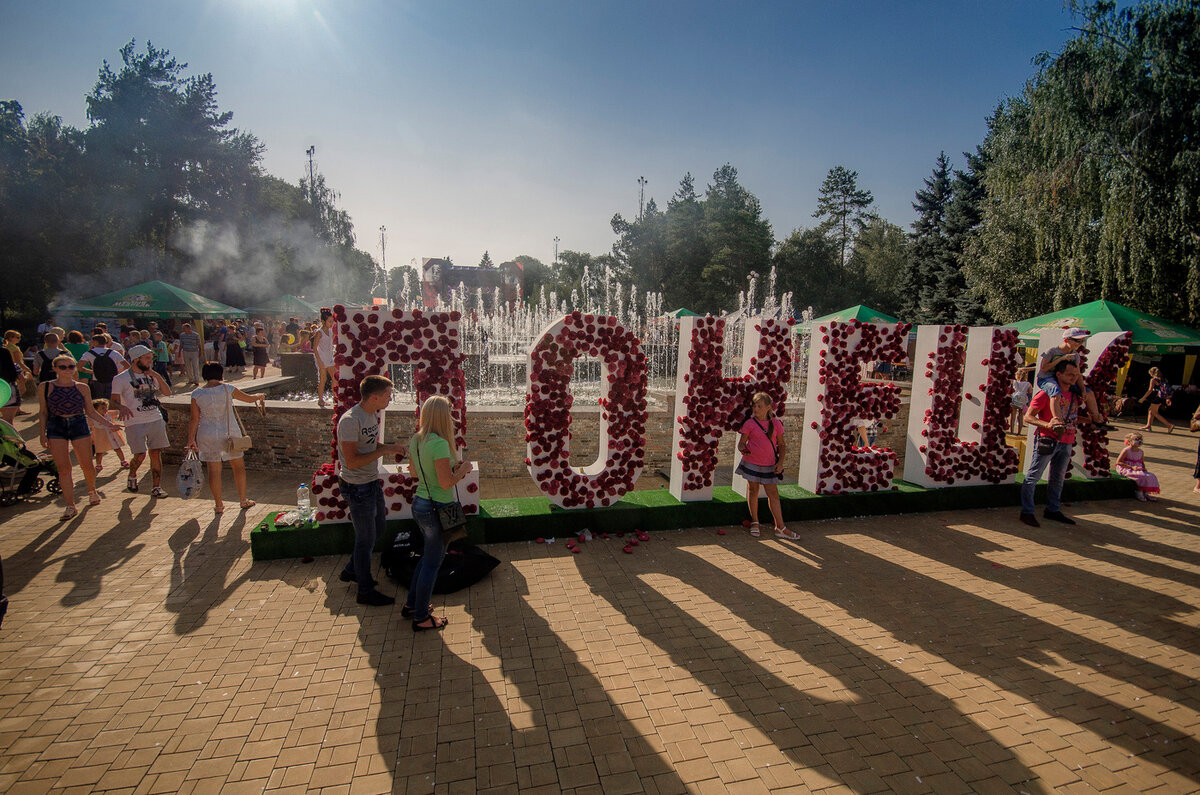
407, 496, 448, 622
1020, 438, 1073, 514
340, 479, 385, 594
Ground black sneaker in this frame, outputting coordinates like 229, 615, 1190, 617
1019, 512, 1040, 527
1043, 510, 1076, 525
356, 590, 395, 607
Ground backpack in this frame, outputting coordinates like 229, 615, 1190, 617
1156, 379, 1174, 401
91, 350, 119, 385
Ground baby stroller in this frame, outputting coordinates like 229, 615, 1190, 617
0, 420, 57, 507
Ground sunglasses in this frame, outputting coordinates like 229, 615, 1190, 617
57, 364, 76, 370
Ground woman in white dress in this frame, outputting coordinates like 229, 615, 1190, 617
314, 308, 337, 409
186, 361, 266, 513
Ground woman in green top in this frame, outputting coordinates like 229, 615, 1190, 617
406, 395, 473, 631
63, 331, 91, 379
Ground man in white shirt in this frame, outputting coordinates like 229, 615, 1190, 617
111, 345, 172, 497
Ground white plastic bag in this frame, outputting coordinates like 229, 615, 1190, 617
177, 450, 205, 499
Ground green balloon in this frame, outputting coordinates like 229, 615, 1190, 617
0, 379, 11, 409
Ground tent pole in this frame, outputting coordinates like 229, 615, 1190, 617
1183, 355, 1196, 387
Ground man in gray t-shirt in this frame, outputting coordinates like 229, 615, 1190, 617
335, 375, 406, 605
179, 323, 203, 386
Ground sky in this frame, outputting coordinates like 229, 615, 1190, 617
1, 0, 1081, 273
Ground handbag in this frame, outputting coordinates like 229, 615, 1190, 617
223, 385, 253, 454
177, 450, 204, 499
414, 441, 468, 544
1035, 433, 1057, 456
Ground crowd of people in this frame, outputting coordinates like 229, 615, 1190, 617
0, 313, 340, 518
3, 318, 1198, 614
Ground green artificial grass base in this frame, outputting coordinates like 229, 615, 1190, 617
249, 474, 1135, 560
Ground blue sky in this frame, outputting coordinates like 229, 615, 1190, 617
1, 0, 1079, 271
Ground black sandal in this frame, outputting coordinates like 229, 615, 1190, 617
411, 615, 448, 632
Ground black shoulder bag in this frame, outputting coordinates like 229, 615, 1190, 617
414, 440, 468, 543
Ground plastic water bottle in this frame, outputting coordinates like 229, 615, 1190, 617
297, 483, 311, 520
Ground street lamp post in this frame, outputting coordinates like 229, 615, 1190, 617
554, 236, 560, 265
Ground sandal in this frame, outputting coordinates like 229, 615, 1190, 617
749, 522, 760, 538
151, 486, 167, 498
411, 615, 448, 632
126, 476, 138, 493
401, 604, 433, 619
95, 463, 104, 473
88, 492, 102, 506
60, 505, 77, 521
239, 500, 256, 510
775, 526, 801, 540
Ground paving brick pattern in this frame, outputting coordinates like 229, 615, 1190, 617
1, 420, 1198, 793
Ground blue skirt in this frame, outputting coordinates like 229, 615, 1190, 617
735, 459, 783, 484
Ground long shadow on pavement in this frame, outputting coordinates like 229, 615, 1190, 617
322, 561, 688, 793
737, 526, 1200, 786
574, 538, 1044, 791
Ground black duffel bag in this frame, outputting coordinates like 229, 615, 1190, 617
382, 526, 500, 594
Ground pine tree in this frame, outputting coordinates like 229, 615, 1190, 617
945, 147, 990, 324
812, 166, 875, 273
906, 153, 955, 323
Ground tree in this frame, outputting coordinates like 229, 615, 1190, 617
611, 164, 771, 314
478, 250, 495, 269
944, 147, 991, 324
905, 152, 956, 323
512, 254, 554, 307
965, 1, 1200, 325
813, 165, 875, 273
847, 218, 909, 316
773, 226, 844, 316
84, 40, 264, 263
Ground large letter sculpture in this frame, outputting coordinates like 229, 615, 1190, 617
309, 306, 479, 522
798, 321, 909, 494
669, 315, 794, 501
903, 325, 1022, 487
1023, 330, 1132, 479
524, 312, 648, 509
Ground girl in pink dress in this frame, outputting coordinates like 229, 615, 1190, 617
735, 392, 800, 540
1115, 432, 1160, 501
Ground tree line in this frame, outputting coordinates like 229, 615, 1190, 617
0, 40, 377, 327
2, 2, 1197, 329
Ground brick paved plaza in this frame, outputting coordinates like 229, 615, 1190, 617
1, 418, 1198, 793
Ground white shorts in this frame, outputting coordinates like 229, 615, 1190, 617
126, 421, 170, 455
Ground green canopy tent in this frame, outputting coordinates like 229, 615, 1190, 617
53, 280, 246, 320
664, 307, 701, 318
797, 305, 901, 332
1011, 299, 1200, 389
1011, 300, 1200, 353
242, 294, 321, 320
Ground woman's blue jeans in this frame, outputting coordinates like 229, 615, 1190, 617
408, 495, 447, 621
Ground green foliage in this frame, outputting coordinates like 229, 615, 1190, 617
847, 218, 910, 317
813, 165, 875, 272
611, 165, 772, 314
478, 251, 495, 269
965, 0, 1200, 325
1, 40, 381, 318
772, 226, 843, 315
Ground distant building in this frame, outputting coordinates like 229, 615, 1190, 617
421, 258, 523, 308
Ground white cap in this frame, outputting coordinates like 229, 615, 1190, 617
1061, 327, 1090, 340
126, 344, 153, 360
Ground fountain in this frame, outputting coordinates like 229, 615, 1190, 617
278, 264, 803, 406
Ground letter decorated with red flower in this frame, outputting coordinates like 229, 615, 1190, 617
903, 326, 1022, 487
308, 306, 477, 522
668, 315, 794, 501
797, 320, 909, 495
524, 312, 648, 509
